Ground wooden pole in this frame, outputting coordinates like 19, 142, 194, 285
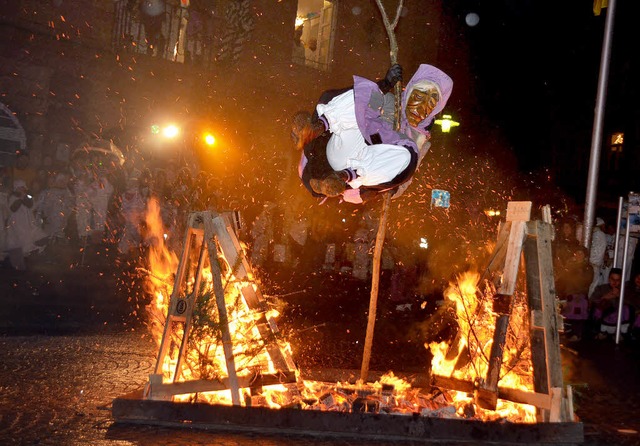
360, 192, 391, 382
360, 0, 403, 383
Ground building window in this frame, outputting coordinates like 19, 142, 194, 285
607, 131, 624, 171
610, 132, 624, 153
112, 0, 217, 68
293, 0, 337, 71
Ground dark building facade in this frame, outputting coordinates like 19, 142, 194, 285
0, 0, 448, 194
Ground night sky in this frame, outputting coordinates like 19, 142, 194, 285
446, 0, 638, 201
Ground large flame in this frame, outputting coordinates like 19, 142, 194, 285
144, 198, 179, 344
143, 202, 537, 421
429, 271, 537, 422
144, 199, 286, 405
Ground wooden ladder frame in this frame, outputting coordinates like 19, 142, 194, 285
434, 202, 574, 422
144, 211, 298, 404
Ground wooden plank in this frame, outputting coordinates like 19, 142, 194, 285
211, 216, 256, 287
173, 239, 208, 382
210, 213, 296, 373
432, 375, 552, 410
478, 214, 527, 409
477, 310, 511, 410
484, 221, 512, 277
499, 220, 527, 296
529, 328, 549, 395
148, 372, 298, 399
146, 374, 171, 401
542, 205, 552, 224
524, 230, 550, 416
506, 201, 532, 222
549, 387, 563, 422
152, 226, 197, 377
204, 216, 241, 405
113, 390, 584, 444
534, 223, 563, 390
566, 385, 575, 421
524, 220, 566, 421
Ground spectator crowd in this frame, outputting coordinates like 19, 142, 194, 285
554, 216, 640, 343
0, 144, 386, 281
0, 147, 226, 271
2, 143, 639, 343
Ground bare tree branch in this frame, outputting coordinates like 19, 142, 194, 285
360, 0, 404, 383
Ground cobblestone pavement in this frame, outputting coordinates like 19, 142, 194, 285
1, 332, 640, 445
2, 247, 640, 445
0, 333, 468, 446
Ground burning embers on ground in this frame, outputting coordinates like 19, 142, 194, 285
142, 201, 536, 422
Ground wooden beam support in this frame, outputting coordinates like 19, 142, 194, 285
203, 215, 241, 405
524, 220, 566, 421
432, 375, 552, 410
147, 371, 298, 400
114, 390, 584, 444
477, 203, 530, 410
146, 211, 298, 405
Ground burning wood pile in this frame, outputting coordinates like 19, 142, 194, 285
112, 200, 582, 443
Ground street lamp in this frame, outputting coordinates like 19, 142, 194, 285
203, 132, 215, 147
150, 123, 181, 138
162, 124, 180, 139
434, 114, 460, 133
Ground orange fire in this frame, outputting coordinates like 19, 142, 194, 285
144, 199, 287, 405
144, 198, 179, 345
429, 271, 537, 422
143, 201, 537, 421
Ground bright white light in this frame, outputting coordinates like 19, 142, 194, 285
465, 12, 480, 27
341, 218, 346, 223
419, 237, 429, 249
163, 124, 180, 138
484, 209, 501, 217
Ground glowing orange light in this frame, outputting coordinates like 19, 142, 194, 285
204, 133, 215, 146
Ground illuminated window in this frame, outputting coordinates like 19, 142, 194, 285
607, 131, 624, 171
610, 132, 624, 153
293, 1, 337, 71
112, 0, 216, 67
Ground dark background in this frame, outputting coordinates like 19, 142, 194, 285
445, 0, 640, 205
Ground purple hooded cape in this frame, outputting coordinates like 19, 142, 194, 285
353, 64, 453, 142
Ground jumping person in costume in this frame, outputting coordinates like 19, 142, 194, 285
293, 64, 403, 201
293, 64, 452, 204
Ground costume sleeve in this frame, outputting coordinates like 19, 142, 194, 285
315, 90, 358, 134
346, 144, 411, 188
